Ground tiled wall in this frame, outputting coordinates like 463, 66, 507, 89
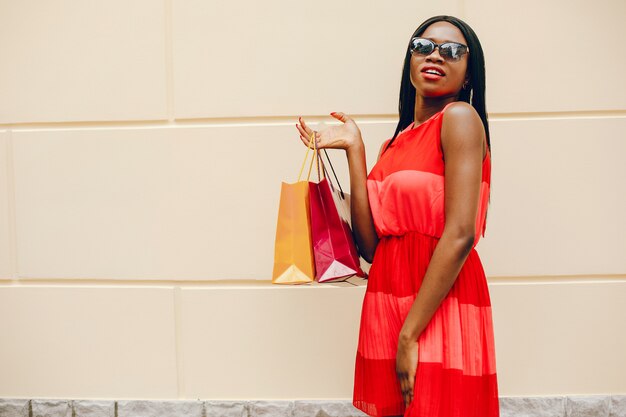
0, 0, 625, 400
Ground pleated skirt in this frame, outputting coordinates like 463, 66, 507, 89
352, 231, 500, 417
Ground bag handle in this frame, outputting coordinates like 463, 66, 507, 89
320, 149, 345, 199
297, 131, 324, 182
298, 132, 345, 199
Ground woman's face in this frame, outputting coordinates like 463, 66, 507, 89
409, 21, 469, 99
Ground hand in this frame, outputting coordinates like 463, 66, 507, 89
396, 335, 419, 409
295, 112, 363, 151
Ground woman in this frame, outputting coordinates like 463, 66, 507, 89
296, 15, 499, 417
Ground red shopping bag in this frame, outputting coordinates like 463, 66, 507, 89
309, 149, 366, 282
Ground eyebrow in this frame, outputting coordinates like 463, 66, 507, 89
423, 36, 461, 44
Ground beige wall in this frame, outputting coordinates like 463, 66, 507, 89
1, 0, 625, 400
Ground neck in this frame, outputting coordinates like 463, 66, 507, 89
413, 94, 457, 125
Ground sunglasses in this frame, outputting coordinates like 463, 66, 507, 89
409, 37, 469, 62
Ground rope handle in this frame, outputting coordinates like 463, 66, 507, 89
295, 129, 345, 196
297, 131, 324, 182
320, 149, 345, 199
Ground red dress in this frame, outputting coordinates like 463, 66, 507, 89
352, 102, 499, 417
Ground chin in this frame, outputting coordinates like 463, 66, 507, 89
419, 88, 450, 98
412, 80, 457, 98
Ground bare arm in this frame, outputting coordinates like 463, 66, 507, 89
349, 139, 390, 262
398, 101, 486, 341
345, 141, 380, 263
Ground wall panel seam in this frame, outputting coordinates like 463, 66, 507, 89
1, 276, 625, 288
165, 0, 175, 123
6, 130, 18, 280
173, 286, 185, 398
1, 111, 625, 131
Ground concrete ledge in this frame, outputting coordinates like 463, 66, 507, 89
1, 396, 625, 417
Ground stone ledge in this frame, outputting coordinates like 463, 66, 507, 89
0, 277, 369, 289
0, 399, 29, 417
0, 396, 625, 417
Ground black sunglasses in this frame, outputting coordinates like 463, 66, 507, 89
409, 37, 469, 62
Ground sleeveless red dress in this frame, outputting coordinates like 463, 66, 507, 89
352, 102, 499, 417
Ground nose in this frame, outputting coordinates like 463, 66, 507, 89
425, 46, 444, 63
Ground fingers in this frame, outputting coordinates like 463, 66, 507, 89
330, 111, 349, 123
397, 371, 405, 393
296, 116, 320, 148
402, 379, 410, 408
396, 369, 415, 408
298, 116, 317, 138
295, 124, 312, 145
400, 377, 414, 408
407, 378, 414, 406
403, 383, 411, 408
396, 340, 419, 409
396, 370, 410, 408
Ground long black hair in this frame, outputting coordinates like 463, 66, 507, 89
385, 15, 490, 152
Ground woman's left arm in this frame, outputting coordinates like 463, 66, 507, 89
396, 101, 485, 407
400, 101, 485, 342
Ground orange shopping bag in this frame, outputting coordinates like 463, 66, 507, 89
271, 133, 320, 284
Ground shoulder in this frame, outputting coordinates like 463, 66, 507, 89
441, 101, 485, 152
441, 101, 482, 128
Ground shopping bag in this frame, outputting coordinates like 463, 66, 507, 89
271, 133, 319, 284
309, 149, 366, 282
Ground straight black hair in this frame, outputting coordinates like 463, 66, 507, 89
385, 15, 490, 152
384, 15, 492, 235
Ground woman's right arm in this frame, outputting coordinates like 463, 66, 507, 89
345, 140, 381, 263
